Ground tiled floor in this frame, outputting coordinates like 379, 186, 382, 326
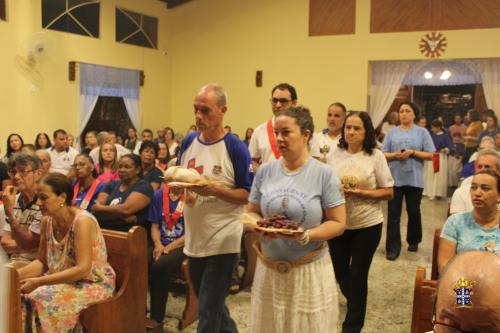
161, 196, 449, 333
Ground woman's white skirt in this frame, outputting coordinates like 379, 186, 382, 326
250, 253, 338, 333
423, 153, 448, 199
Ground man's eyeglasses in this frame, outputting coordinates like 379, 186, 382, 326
270, 98, 292, 105
8, 168, 36, 177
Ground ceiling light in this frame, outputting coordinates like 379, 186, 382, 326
440, 70, 451, 80
424, 71, 433, 79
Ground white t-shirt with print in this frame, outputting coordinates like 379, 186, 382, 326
331, 148, 394, 229
178, 133, 253, 257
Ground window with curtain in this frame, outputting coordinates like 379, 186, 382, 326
42, 0, 100, 37
78, 63, 141, 142
116, 7, 158, 49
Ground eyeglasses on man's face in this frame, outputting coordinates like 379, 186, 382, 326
270, 98, 292, 105
8, 168, 36, 178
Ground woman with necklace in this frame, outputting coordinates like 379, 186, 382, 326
438, 170, 500, 274
247, 106, 346, 333
382, 102, 435, 260
330, 111, 394, 333
18, 173, 115, 332
72, 154, 104, 212
92, 154, 153, 232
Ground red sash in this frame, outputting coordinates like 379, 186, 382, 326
267, 119, 281, 159
162, 186, 184, 230
72, 179, 101, 210
432, 153, 440, 173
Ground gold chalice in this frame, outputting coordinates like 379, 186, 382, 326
319, 144, 331, 160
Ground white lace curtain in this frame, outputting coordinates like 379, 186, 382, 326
369, 59, 500, 127
78, 63, 141, 138
369, 61, 412, 128
470, 59, 500, 119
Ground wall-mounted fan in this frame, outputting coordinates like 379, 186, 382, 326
14, 32, 54, 90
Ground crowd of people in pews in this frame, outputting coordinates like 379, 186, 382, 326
0, 82, 499, 332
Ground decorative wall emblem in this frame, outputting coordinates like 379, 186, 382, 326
419, 32, 447, 58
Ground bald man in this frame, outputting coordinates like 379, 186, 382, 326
431, 251, 500, 333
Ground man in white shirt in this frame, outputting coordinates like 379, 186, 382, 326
47, 129, 78, 175
310, 102, 347, 163
248, 83, 297, 170
177, 83, 253, 333
449, 148, 500, 214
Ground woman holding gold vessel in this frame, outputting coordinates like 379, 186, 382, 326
330, 111, 394, 333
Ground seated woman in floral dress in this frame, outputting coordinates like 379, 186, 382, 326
18, 173, 116, 332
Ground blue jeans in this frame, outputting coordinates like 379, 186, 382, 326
189, 253, 239, 333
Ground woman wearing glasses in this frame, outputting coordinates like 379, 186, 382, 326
72, 154, 104, 212
438, 170, 500, 274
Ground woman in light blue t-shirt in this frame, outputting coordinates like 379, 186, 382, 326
438, 170, 500, 275
248, 106, 346, 333
382, 102, 435, 260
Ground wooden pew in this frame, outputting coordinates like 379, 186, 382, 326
7, 264, 22, 333
80, 226, 148, 333
431, 228, 442, 281
410, 266, 437, 333
177, 259, 198, 330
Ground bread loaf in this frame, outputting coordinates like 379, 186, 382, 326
163, 166, 201, 183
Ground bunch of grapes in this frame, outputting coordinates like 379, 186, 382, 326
256, 214, 300, 230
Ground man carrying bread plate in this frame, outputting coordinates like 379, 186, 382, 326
174, 83, 253, 333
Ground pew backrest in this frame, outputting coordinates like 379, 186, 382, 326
431, 228, 442, 280
80, 226, 147, 333
7, 264, 21, 333
411, 266, 437, 333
